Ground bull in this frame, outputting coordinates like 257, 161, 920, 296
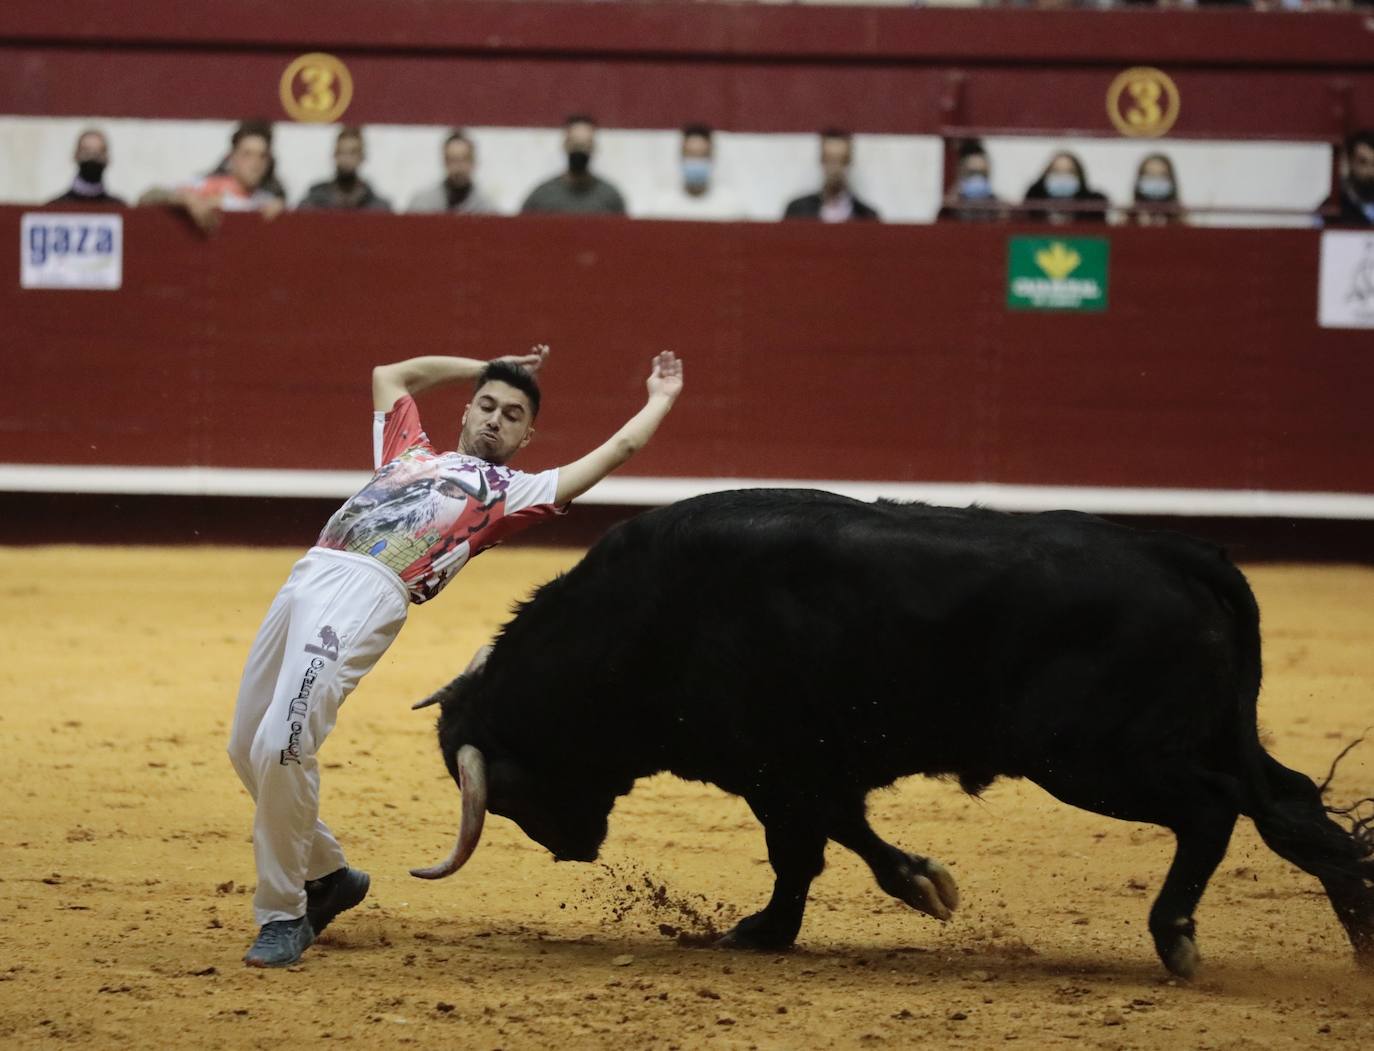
410, 488, 1374, 977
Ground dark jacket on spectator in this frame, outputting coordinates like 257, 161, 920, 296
48, 183, 125, 207
783, 192, 879, 222
1330, 181, 1374, 227
299, 178, 392, 211
1022, 181, 1109, 225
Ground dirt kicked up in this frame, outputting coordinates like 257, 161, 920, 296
1, 545, 1372, 1050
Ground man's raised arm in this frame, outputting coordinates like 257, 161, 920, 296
372, 346, 549, 411
555, 351, 684, 504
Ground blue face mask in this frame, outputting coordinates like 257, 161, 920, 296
682, 157, 712, 190
958, 173, 992, 200
1136, 175, 1174, 201
1045, 172, 1081, 199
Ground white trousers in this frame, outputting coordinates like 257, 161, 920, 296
227, 547, 409, 926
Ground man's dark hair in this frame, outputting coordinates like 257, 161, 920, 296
232, 120, 273, 149
957, 138, 988, 161
337, 125, 364, 146
477, 361, 542, 418
565, 114, 597, 129
819, 127, 852, 143
1345, 129, 1374, 157
682, 123, 713, 142
445, 129, 473, 151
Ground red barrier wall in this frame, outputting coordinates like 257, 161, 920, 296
2, 2, 1371, 139
3, 207, 1371, 496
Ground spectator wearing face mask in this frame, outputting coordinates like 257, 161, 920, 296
1127, 153, 1184, 227
521, 115, 627, 216
300, 126, 392, 211
938, 140, 1005, 223
408, 129, 498, 215
1326, 129, 1374, 227
1022, 151, 1108, 225
49, 129, 125, 206
784, 129, 880, 222
635, 124, 745, 221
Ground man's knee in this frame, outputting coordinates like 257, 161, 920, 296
247, 718, 313, 778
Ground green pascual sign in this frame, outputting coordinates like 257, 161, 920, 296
1006, 236, 1110, 312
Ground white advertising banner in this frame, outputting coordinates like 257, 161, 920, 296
1317, 229, 1374, 329
19, 212, 123, 291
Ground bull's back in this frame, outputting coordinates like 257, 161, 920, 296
524, 492, 1252, 789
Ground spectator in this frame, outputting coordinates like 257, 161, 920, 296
299, 127, 391, 211
521, 115, 627, 216
783, 130, 880, 222
635, 124, 745, 221
1328, 129, 1374, 227
139, 122, 284, 233
212, 120, 288, 202
407, 129, 498, 215
1128, 153, 1185, 226
938, 140, 1005, 223
1023, 151, 1109, 225
48, 128, 124, 206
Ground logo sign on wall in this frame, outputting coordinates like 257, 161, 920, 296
1318, 230, 1374, 330
1106, 67, 1181, 138
280, 52, 354, 123
1006, 237, 1109, 312
20, 213, 123, 291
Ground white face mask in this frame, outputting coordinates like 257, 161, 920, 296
1045, 172, 1081, 199
1136, 175, 1174, 201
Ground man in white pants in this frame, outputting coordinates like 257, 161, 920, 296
227, 346, 684, 967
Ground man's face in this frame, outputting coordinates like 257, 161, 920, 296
459, 381, 535, 465
444, 139, 474, 187
682, 134, 711, 163
564, 121, 596, 157
1350, 142, 1374, 194
229, 134, 270, 191
820, 136, 851, 193
335, 135, 364, 177
75, 133, 108, 165
960, 154, 990, 181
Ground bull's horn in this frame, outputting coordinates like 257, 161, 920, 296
410, 745, 487, 879
410, 691, 444, 710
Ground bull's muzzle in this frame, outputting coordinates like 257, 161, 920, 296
411, 744, 487, 879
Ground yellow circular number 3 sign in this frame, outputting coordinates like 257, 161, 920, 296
1106, 67, 1180, 138
279, 53, 354, 124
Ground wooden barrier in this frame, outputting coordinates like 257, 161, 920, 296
3, 206, 1371, 500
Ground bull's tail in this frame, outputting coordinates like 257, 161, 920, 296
1242, 747, 1374, 963
1175, 539, 1374, 963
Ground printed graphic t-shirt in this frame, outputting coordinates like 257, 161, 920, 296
316, 395, 561, 604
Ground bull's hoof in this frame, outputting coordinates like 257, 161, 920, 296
716, 914, 798, 952
879, 855, 960, 921
1162, 934, 1200, 979
1156, 918, 1200, 979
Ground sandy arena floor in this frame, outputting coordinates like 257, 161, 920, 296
1, 545, 1372, 1050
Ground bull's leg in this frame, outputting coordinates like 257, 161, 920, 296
1144, 797, 1238, 978
718, 798, 826, 951
1032, 766, 1238, 979
829, 801, 959, 921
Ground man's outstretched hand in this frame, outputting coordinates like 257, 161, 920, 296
647, 351, 684, 402
495, 344, 550, 374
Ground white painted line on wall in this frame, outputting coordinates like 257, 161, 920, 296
3, 463, 1374, 519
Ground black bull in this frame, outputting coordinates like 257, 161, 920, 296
412, 489, 1374, 976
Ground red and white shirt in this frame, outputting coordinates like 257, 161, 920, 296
316, 395, 561, 604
